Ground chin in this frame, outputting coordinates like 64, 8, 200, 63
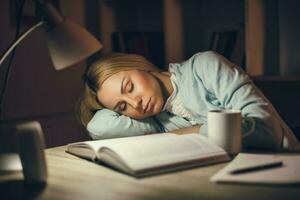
152, 101, 163, 115
131, 110, 159, 120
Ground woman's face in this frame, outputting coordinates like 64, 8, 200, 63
97, 70, 164, 119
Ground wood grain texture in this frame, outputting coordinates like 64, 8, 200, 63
2, 146, 300, 200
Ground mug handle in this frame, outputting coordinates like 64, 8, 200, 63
242, 117, 255, 137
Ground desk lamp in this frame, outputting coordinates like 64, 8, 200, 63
0, 1, 102, 69
0, 0, 102, 184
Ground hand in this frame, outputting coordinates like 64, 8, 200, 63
171, 125, 201, 135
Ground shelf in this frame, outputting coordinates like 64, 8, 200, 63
99, 0, 183, 67
98, 0, 270, 75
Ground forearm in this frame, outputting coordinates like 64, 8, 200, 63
171, 125, 201, 135
87, 109, 163, 140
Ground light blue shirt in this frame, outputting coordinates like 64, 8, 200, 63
87, 51, 300, 151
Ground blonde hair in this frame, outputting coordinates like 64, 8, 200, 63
77, 53, 163, 127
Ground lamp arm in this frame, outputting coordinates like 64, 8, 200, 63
0, 21, 44, 66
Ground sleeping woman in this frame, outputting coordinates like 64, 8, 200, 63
77, 51, 300, 151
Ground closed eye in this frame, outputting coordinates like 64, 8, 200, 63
128, 82, 134, 93
124, 80, 133, 93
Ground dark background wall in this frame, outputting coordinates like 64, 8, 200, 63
181, 0, 300, 76
181, 0, 245, 58
278, 0, 300, 75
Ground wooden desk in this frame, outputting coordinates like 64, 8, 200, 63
1, 146, 300, 200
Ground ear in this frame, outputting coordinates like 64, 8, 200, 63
149, 71, 162, 77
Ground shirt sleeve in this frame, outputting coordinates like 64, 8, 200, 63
87, 109, 164, 140
194, 51, 283, 150
154, 112, 193, 132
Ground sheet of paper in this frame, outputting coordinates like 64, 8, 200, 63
210, 153, 300, 184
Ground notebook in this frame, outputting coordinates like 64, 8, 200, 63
210, 153, 300, 184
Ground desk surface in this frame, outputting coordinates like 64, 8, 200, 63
1, 146, 300, 200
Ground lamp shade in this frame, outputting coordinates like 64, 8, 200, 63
37, 1, 102, 70
46, 19, 102, 70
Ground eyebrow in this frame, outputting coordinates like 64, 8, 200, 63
113, 77, 126, 111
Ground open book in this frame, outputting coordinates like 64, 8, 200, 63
66, 133, 230, 177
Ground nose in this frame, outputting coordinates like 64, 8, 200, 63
124, 95, 142, 109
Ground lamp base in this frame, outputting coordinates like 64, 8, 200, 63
0, 153, 22, 171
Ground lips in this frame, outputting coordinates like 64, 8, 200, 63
143, 97, 152, 113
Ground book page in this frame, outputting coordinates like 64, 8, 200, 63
98, 133, 227, 171
66, 142, 99, 160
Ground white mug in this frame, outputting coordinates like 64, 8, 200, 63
207, 110, 253, 155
